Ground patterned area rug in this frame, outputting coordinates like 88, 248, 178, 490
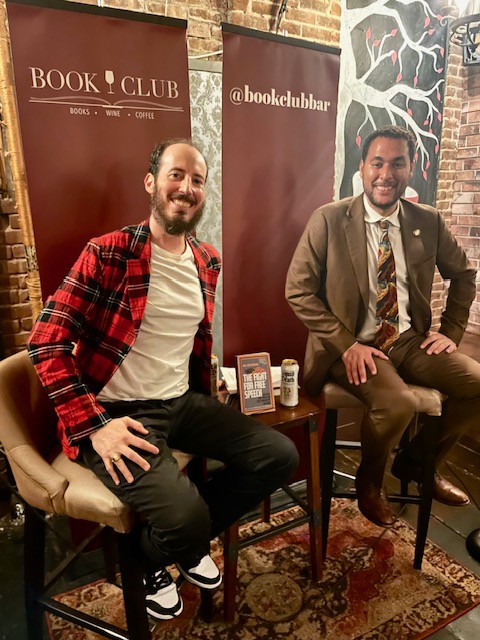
47, 499, 480, 640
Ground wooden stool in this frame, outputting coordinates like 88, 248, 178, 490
320, 381, 444, 569
222, 396, 322, 623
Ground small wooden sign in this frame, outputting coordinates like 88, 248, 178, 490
236, 352, 276, 415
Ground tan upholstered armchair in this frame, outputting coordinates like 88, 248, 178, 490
0, 349, 208, 640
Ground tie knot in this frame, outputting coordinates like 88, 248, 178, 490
379, 220, 389, 231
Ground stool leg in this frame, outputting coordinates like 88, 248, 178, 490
321, 408, 337, 559
199, 589, 214, 622
223, 523, 239, 623
24, 506, 46, 640
414, 415, 437, 569
398, 427, 411, 495
305, 414, 322, 581
117, 532, 151, 640
260, 497, 271, 523
102, 527, 117, 584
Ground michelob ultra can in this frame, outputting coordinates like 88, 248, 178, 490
211, 353, 219, 397
280, 359, 299, 407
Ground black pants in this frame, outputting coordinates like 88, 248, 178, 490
81, 391, 299, 569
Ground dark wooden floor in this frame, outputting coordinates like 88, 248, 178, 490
0, 333, 479, 639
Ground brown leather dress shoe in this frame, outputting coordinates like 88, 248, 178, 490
391, 451, 470, 506
432, 473, 470, 506
355, 471, 395, 527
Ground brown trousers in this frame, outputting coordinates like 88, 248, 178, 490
329, 328, 480, 484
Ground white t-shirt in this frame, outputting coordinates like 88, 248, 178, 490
97, 242, 205, 402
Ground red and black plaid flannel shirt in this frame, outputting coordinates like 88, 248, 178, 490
27, 220, 221, 460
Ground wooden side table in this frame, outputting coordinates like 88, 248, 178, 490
222, 396, 322, 622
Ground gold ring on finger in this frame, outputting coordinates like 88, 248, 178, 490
111, 453, 121, 463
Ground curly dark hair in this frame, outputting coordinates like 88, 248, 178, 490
147, 138, 208, 178
361, 126, 416, 163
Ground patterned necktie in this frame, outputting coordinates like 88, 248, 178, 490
373, 220, 399, 352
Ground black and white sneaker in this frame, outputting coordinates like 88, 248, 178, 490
177, 554, 222, 589
144, 567, 183, 620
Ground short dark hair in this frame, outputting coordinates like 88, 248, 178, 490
361, 126, 416, 163
148, 138, 208, 178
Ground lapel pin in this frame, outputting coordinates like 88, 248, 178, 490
413, 229, 421, 236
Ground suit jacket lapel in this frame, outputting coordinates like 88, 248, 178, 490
344, 196, 370, 312
398, 200, 425, 285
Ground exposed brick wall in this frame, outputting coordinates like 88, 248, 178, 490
227, 0, 341, 44
430, 43, 464, 329
0, 198, 31, 353
0, 95, 28, 355
66, 1, 341, 56
451, 63, 480, 335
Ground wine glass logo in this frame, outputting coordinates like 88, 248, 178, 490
105, 70, 115, 94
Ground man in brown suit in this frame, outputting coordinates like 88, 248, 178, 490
286, 125, 480, 527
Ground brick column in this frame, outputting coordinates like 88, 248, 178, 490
0, 199, 32, 352
451, 64, 480, 334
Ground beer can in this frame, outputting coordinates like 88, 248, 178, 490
280, 359, 299, 407
210, 353, 219, 397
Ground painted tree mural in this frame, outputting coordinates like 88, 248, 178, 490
335, 0, 448, 205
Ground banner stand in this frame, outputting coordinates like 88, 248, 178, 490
221, 23, 340, 367
5, 0, 190, 300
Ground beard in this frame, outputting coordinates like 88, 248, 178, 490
364, 182, 406, 211
151, 188, 205, 235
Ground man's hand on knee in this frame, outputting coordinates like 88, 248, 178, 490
89, 417, 160, 485
420, 331, 457, 355
342, 342, 389, 385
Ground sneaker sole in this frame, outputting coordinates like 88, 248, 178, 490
177, 565, 222, 590
146, 597, 184, 620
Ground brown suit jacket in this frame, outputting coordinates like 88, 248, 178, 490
285, 195, 476, 397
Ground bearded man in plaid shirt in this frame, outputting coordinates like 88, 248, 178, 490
27, 139, 299, 621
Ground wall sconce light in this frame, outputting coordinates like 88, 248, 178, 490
449, 0, 480, 65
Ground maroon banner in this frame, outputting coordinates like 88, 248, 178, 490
7, 0, 191, 297
222, 26, 340, 369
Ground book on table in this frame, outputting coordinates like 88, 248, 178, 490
235, 352, 276, 415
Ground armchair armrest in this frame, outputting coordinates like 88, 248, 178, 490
7, 444, 68, 513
